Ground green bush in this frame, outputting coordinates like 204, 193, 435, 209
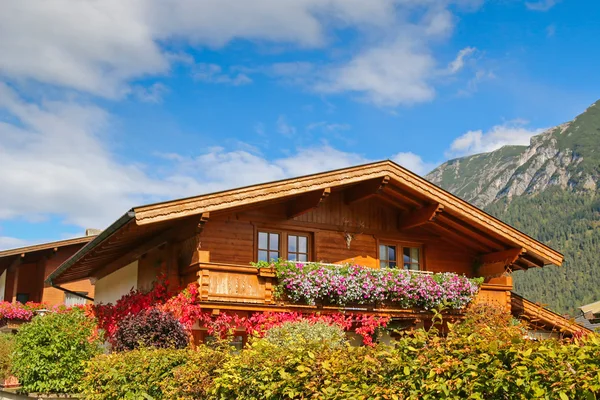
79, 305, 600, 399
81, 347, 225, 400
262, 321, 346, 350
0, 333, 15, 381
11, 308, 102, 394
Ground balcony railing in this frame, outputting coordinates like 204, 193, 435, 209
180, 259, 511, 316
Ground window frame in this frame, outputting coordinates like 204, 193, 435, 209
254, 226, 312, 263
377, 240, 425, 271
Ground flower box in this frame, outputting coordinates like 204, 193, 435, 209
256, 261, 483, 311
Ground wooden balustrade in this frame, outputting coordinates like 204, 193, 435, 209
184, 259, 513, 317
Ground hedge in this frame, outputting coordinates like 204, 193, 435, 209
80, 305, 600, 400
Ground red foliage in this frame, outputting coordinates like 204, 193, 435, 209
92, 274, 173, 342
92, 279, 390, 346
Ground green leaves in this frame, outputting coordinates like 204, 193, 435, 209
11, 308, 103, 395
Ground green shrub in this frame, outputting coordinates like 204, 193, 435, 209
159, 347, 227, 400
0, 334, 15, 381
11, 308, 102, 394
262, 321, 346, 349
81, 347, 225, 400
79, 305, 600, 399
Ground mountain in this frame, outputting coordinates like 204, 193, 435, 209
427, 101, 600, 316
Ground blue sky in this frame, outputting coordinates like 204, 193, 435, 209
1, 0, 599, 248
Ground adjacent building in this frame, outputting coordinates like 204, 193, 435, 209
0, 235, 96, 306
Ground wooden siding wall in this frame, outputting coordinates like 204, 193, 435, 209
42, 246, 95, 306
294, 193, 399, 231
137, 245, 180, 293
186, 192, 478, 277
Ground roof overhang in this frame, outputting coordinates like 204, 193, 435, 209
0, 235, 95, 272
47, 160, 564, 285
511, 293, 592, 336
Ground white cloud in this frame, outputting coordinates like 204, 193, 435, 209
276, 115, 297, 136
0, 82, 179, 228
446, 121, 546, 158
132, 83, 169, 103
446, 47, 477, 74
0, 0, 401, 97
1, 83, 430, 231
315, 40, 437, 107
392, 152, 438, 175
193, 63, 252, 86
0, 1, 482, 106
525, 0, 559, 11
0, 236, 31, 251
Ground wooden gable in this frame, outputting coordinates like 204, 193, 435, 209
47, 160, 563, 286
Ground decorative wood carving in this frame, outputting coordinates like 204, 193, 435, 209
398, 203, 444, 230
481, 247, 524, 265
287, 188, 331, 219
341, 218, 365, 249
344, 176, 390, 204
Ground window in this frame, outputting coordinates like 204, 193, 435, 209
402, 247, 421, 271
64, 292, 87, 306
288, 234, 308, 262
258, 231, 280, 262
15, 293, 29, 304
379, 245, 397, 268
379, 244, 422, 271
257, 230, 310, 262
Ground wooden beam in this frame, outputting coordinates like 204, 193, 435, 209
287, 188, 331, 219
344, 176, 390, 205
435, 214, 506, 250
376, 193, 411, 211
428, 222, 490, 253
196, 212, 210, 235
480, 247, 524, 265
92, 229, 173, 281
382, 185, 425, 208
398, 203, 444, 230
521, 253, 545, 268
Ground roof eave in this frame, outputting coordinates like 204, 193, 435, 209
45, 211, 136, 286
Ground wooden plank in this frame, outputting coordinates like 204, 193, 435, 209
287, 188, 331, 219
435, 214, 505, 250
383, 185, 424, 208
344, 176, 390, 205
427, 222, 490, 253
398, 203, 444, 230
480, 247, 524, 265
92, 229, 173, 280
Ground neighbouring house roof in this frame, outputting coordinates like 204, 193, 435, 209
575, 316, 600, 332
47, 160, 564, 285
577, 300, 600, 326
579, 300, 600, 316
511, 293, 591, 335
0, 236, 95, 271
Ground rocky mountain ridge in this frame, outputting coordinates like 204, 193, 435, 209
427, 101, 600, 208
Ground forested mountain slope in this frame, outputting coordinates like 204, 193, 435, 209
427, 101, 600, 316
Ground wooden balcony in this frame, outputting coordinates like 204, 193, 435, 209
180, 259, 513, 318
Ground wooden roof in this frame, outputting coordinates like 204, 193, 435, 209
579, 300, 600, 315
511, 293, 591, 336
47, 160, 564, 285
0, 236, 94, 271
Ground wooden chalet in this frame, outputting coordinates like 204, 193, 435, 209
46, 161, 587, 338
0, 235, 96, 306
